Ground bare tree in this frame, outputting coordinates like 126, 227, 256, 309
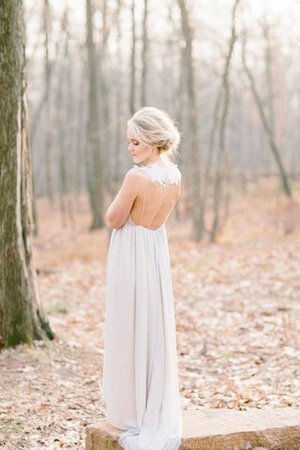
29, 39, 59, 144
130, 0, 137, 114
56, 10, 75, 228
112, 0, 124, 190
141, 0, 149, 106
242, 35, 293, 198
208, 0, 241, 242
261, 17, 275, 138
0, 0, 54, 348
43, 0, 53, 203
177, 0, 203, 241
96, 0, 113, 194
86, 0, 104, 229
74, 48, 87, 200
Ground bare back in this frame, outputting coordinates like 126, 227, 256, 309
129, 162, 181, 230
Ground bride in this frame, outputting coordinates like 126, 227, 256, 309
101, 106, 183, 450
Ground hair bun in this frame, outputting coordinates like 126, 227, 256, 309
127, 106, 181, 158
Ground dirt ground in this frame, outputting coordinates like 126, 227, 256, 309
1, 186, 300, 449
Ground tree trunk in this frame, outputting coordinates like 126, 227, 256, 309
97, 0, 112, 196
209, 0, 240, 242
242, 36, 293, 198
0, 0, 54, 349
86, 0, 104, 229
43, 0, 53, 203
56, 64, 68, 228
56, 10, 75, 229
112, 0, 123, 191
75, 51, 87, 202
141, 0, 149, 106
177, 0, 203, 241
130, 0, 136, 114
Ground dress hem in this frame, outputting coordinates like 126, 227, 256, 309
105, 415, 128, 431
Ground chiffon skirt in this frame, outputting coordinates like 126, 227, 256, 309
101, 216, 182, 450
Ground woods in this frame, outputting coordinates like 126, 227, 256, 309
21, 0, 299, 242
0, 0, 299, 448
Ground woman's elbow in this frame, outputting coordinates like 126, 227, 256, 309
109, 221, 123, 229
108, 219, 119, 229
105, 209, 114, 228
106, 211, 121, 229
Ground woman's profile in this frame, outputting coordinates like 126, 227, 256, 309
101, 106, 183, 449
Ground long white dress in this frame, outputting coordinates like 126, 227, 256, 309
101, 162, 182, 450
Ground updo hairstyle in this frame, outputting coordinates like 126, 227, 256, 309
127, 106, 181, 160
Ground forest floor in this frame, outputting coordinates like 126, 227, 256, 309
1, 183, 300, 450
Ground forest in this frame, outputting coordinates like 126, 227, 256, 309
0, 0, 299, 449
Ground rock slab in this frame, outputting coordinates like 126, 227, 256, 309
86, 408, 300, 450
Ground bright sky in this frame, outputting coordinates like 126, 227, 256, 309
24, 0, 300, 59
247, 0, 299, 16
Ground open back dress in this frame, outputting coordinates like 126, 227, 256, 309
101, 160, 183, 450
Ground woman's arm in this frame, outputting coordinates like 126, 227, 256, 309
106, 168, 143, 229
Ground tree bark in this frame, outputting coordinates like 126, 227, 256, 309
177, 0, 203, 241
112, 0, 123, 191
86, 0, 104, 229
97, 0, 112, 195
209, 0, 240, 242
43, 0, 53, 203
242, 36, 293, 198
0, 0, 54, 349
141, 0, 149, 106
130, 0, 136, 114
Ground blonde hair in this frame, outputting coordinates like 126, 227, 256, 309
127, 106, 181, 161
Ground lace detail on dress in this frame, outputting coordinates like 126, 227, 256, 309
133, 162, 181, 189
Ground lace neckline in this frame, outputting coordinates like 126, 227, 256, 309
133, 160, 181, 188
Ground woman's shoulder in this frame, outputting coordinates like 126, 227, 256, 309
131, 161, 181, 186
165, 162, 182, 184
126, 166, 146, 178
167, 161, 181, 175
123, 166, 146, 185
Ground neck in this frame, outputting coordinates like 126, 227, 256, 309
143, 157, 161, 166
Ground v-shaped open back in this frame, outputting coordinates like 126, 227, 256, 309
128, 161, 181, 231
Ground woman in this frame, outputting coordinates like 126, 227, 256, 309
101, 106, 183, 449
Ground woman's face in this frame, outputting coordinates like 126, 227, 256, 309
127, 131, 156, 164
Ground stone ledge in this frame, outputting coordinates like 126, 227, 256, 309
86, 408, 300, 450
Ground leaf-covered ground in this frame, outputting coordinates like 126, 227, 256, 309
0, 191, 300, 449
